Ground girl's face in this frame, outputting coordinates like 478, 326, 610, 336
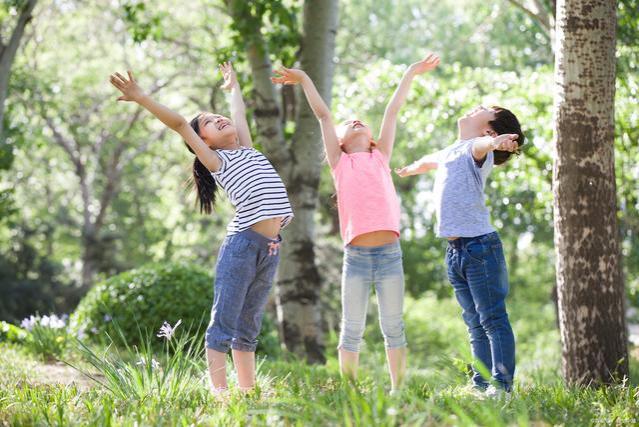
337, 119, 374, 153
458, 106, 498, 137
198, 113, 238, 148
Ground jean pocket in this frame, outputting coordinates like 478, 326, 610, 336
464, 241, 487, 265
226, 236, 252, 257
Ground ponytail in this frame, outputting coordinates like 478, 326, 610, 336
186, 113, 219, 214
192, 156, 218, 214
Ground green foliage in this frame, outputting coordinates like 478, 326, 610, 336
19, 314, 70, 360
227, 0, 301, 67
70, 262, 280, 356
0, 320, 26, 343
71, 263, 213, 347
0, 224, 80, 323
70, 321, 205, 403
122, 1, 166, 43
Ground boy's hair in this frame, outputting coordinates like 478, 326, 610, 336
488, 106, 525, 165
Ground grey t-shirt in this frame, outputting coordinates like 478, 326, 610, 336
432, 138, 495, 238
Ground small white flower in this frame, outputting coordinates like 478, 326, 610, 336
76, 327, 87, 340
156, 319, 182, 341
136, 357, 160, 370
20, 315, 38, 331
103, 314, 112, 322
40, 315, 51, 328
47, 314, 66, 329
90, 327, 99, 334
386, 407, 398, 416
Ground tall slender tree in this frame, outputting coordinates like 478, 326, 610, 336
553, 0, 628, 385
226, 0, 338, 362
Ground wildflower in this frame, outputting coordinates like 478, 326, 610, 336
20, 315, 37, 331
136, 357, 161, 370
47, 314, 66, 329
156, 319, 182, 341
77, 327, 87, 340
103, 314, 113, 322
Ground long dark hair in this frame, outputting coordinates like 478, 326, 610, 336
186, 114, 218, 214
488, 106, 526, 166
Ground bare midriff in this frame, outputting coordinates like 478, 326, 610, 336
447, 237, 459, 241
349, 230, 398, 247
250, 217, 282, 240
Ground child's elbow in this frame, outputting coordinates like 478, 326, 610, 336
173, 117, 189, 132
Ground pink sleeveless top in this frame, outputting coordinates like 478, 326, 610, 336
331, 149, 401, 245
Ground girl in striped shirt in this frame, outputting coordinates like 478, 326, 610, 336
110, 63, 293, 396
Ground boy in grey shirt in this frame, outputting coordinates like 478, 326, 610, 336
396, 105, 524, 395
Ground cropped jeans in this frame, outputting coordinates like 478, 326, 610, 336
338, 241, 407, 352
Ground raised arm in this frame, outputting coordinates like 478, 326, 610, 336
220, 62, 252, 148
471, 134, 519, 162
377, 54, 440, 159
395, 151, 441, 177
109, 71, 221, 172
271, 67, 341, 169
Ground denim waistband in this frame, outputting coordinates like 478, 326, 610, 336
447, 231, 499, 250
231, 228, 282, 246
345, 240, 401, 255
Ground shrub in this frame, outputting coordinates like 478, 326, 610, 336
71, 262, 280, 356
0, 321, 27, 343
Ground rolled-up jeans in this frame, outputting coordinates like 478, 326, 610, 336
338, 241, 407, 352
205, 229, 281, 353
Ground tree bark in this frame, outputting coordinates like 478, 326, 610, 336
275, 0, 338, 363
0, 0, 37, 141
553, 0, 628, 385
226, 0, 338, 362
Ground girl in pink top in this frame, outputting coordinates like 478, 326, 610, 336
272, 54, 439, 391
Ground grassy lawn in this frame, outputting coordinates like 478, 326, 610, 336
1, 295, 638, 426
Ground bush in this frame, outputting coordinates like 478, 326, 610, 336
0, 321, 27, 343
71, 262, 279, 355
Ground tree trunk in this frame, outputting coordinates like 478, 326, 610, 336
274, 0, 338, 363
0, 0, 37, 141
553, 0, 628, 385
227, 0, 338, 362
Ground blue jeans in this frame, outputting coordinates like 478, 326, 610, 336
338, 241, 407, 352
205, 229, 281, 353
445, 232, 515, 391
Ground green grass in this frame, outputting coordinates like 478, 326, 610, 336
1, 295, 638, 426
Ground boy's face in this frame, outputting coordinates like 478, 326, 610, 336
458, 106, 498, 137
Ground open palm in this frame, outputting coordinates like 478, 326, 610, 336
220, 61, 238, 91
410, 53, 440, 75
271, 67, 306, 85
109, 71, 143, 102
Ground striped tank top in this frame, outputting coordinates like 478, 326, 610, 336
211, 147, 294, 235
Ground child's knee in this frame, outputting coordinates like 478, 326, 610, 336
380, 314, 406, 348
339, 319, 366, 352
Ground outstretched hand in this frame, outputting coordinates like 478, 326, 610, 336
220, 61, 238, 91
395, 163, 420, 177
408, 53, 440, 75
271, 67, 307, 85
109, 71, 144, 102
491, 134, 519, 152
